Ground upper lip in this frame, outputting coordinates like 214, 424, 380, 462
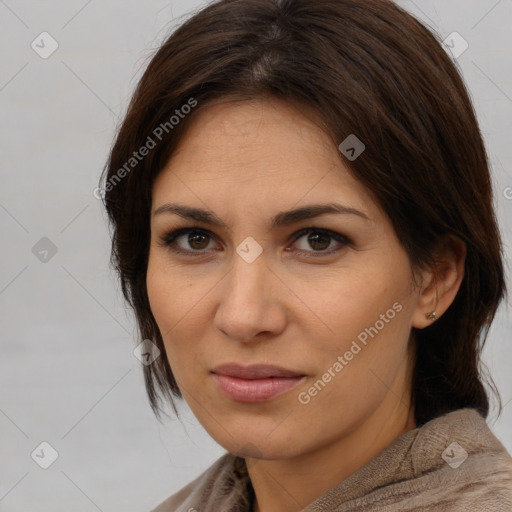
212, 363, 305, 379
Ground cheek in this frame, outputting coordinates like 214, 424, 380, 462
146, 251, 196, 330
146, 256, 207, 379
301, 261, 411, 336
146, 257, 183, 358
300, 259, 415, 386
146, 257, 171, 331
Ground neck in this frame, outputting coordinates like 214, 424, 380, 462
248, 372, 416, 512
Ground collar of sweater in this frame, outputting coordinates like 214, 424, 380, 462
302, 407, 512, 510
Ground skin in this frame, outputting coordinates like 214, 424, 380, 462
146, 98, 466, 512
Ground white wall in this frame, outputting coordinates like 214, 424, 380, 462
0, 1, 510, 510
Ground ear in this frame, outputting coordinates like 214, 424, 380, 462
412, 235, 466, 329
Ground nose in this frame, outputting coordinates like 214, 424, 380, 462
214, 246, 287, 344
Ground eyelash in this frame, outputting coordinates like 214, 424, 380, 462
157, 226, 351, 258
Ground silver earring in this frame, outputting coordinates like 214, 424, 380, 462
426, 311, 437, 321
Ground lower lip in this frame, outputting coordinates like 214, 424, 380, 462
212, 374, 305, 402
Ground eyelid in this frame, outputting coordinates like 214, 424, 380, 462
158, 226, 351, 256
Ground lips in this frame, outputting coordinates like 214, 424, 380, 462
211, 363, 306, 402
212, 363, 304, 379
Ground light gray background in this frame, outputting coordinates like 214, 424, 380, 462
1, 1, 511, 511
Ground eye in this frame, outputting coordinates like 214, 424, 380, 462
158, 228, 217, 254
158, 226, 350, 257
289, 227, 350, 256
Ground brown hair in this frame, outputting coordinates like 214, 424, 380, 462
100, 0, 506, 426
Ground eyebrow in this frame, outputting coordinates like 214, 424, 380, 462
153, 202, 370, 228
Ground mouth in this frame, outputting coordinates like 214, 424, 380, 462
211, 363, 306, 403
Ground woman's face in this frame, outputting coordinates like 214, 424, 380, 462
147, 98, 422, 461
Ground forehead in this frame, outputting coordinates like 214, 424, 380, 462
152, 98, 377, 218
163, 99, 335, 170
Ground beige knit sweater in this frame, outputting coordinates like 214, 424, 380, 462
150, 408, 512, 511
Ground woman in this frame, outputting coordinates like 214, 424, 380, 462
100, 0, 512, 510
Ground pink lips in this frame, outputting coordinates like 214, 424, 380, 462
211, 363, 306, 403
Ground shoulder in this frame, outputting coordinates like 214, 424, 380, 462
149, 452, 251, 512
409, 408, 512, 510
312, 408, 512, 511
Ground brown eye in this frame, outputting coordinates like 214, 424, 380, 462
306, 232, 331, 251
292, 228, 349, 254
160, 228, 216, 254
187, 231, 210, 250
160, 226, 349, 257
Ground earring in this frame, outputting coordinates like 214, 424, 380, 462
426, 311, 437, 321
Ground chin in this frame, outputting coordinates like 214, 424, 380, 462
211, 423, 303, 461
